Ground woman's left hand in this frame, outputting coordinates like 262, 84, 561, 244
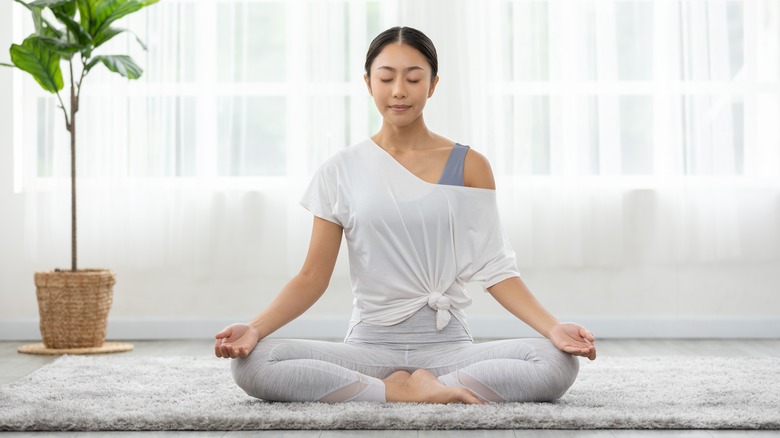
548, 323, 596, 360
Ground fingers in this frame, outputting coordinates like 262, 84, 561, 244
214, 326, 235, 358
214, 339, 223, 358
222, 343, 250, 359
562, 345, 588, 355
579, 326, 596, 343
572, 326, 597, 360
572, 344, 596, 360
218, 343, 235, 359
214, 328, 231, 357
215, 327, 232, 340
560, 335, 593, 350
214, 336, 235, 358
214, 339, 244, 359
562, 343, 597, 360
572, 344, 597, 361
578, 327, 597, 360
585, 337, 597, 360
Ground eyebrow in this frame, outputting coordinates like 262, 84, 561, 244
375, 66, 425, 73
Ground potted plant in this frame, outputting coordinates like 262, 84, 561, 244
2, 0, 158, 350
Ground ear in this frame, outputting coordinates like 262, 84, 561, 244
364, 74, 373, 96
428, 75, 440, 98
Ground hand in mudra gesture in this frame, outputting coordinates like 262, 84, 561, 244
548, 323, 596, 360
214, 323, 261, 359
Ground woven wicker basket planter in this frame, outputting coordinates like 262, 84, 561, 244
34, 269, 116, 349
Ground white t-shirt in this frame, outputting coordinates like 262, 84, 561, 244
299, 139, 521, 336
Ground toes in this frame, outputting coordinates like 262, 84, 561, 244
458, 388, 486, 405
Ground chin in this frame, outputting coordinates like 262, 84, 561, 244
383, 112, 423, 127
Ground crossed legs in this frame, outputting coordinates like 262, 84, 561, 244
230, 337, 578, 403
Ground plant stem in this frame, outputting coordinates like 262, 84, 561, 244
56, 92, 70, 129
69, 56, 77, 272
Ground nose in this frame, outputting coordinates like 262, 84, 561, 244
392, 78, 406, 99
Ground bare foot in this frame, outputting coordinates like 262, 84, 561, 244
384, 369, 485, 404
384, 370, 412, 384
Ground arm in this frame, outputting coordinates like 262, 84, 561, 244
465, 148, 596, 360
488, 276, 596, 360
215, 216, 343, 358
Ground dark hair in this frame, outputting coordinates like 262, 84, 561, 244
364, 26, 438, 80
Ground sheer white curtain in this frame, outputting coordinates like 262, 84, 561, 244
14, 0, 780, 278
15, 0, 398, 276
402, 0, 780, 268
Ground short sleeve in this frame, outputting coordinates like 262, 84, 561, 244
455, 193, 521, 291
466, 228, 521, 291
299, 165, 343, 227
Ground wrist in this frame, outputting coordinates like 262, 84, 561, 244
247, 321, 267, 340
539, 319, 561, 339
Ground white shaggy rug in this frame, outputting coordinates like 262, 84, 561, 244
1, 355, 779, 431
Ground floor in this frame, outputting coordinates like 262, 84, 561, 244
1, 339, 779, 438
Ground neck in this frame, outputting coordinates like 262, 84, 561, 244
372, 116, 435, 152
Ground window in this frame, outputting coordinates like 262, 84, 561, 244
482, 0, 779, 178
14, 0, 398, 190
13, 0, 780, 192
11, 0, 779, 269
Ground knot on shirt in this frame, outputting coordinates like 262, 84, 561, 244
427, 292, 452, 330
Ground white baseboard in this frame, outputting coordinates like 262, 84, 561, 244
1, 316, 779, 341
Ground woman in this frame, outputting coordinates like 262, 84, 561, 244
215, 26, 596, 404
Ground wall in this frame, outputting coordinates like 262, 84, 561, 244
1, 2, 778, 341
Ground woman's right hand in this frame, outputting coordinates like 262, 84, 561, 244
214, 217, 342, 359
214, 323, 261, 358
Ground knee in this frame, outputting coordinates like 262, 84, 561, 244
230, 340, 283, 400
497, 340, 580, 403
230, 351, 266, 399
535, 346, 580, 402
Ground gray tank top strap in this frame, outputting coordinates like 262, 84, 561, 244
437, 143, 470, 186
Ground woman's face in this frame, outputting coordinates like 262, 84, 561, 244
364, 42, 439, 129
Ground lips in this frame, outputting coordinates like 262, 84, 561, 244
389, 104, 411, 112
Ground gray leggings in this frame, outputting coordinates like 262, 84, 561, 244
231, 306, 579, 403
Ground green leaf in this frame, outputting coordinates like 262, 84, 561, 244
59, 1, 78, 17
16, 1, 59, 38
9, 36, 64, 93
92, 26, 124, 48
91, 0, 142, 37
90, 0, 158, 39
133, 31, 147, 51
0, 62, 16, 68
41, 23, 65, 39
25, 0, 70, 39
28, 0, 75, 8
96, 28, 148, 51
52, 3, 92, 50
87, 54, 142, 79
33, 12, 45, 36
74, 0, 157, 44
76, 0, 95, 36
38, 36, 84, 57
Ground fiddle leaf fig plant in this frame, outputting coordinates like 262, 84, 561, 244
2, 0, 158, 271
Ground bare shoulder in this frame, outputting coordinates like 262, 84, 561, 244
463, 147, 496, 190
